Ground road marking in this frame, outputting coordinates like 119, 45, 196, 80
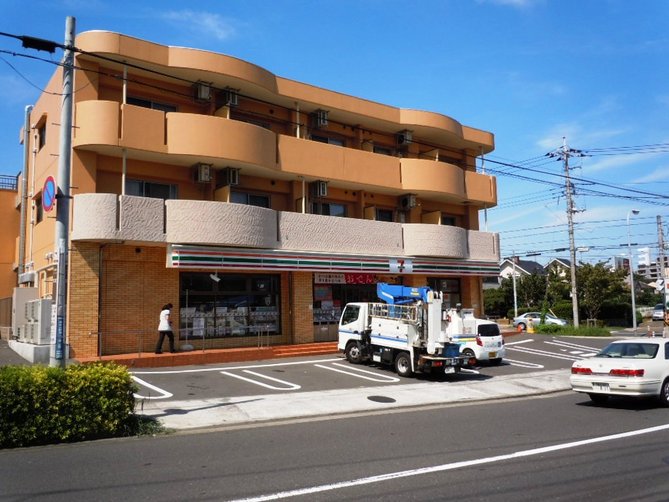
227, 423, 669, 502
132, 357, 342, 375
220, 370, 301, 391
545, 339, 600, 354
132, 376, 173, 400
503, 358, 544, 369
507, 345, 582, 361
505, 339, 533, 346
314, 362, 400, 382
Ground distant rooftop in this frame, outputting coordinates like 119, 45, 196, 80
0, 174, 18, 191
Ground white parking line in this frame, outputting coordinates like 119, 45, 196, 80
505, 339, 534, 346
132, 357, 342, 375
132, 376, 173, 400
503, 358, 544, 369
220, 370, 301, 391
507, 345, 582, 361
314, 362, 400, 382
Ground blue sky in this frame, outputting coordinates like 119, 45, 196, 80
1, 0, 668, 267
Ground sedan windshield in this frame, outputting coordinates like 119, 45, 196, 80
596, 343, 658, 359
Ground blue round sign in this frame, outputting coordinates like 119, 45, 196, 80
43, 176, 56, 212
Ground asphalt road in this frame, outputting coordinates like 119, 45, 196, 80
2, 390, 669, 501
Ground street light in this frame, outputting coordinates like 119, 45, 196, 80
627, 209, 640, 331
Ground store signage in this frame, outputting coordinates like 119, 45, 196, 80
389, 258, 413, 274
314, 273, 376, 284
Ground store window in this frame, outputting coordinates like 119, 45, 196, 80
179, 273, 280, 340
313, 273, 377, 325
427, 278, 461, 309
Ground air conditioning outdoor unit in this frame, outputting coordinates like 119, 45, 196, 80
195, 82, 212, 102
399, 194, 417, 210
310, 180, 328, 198
312, 109, 329, 128
396, 130, 413, 146
195, 163, 212, 183
221, 167, 240, 186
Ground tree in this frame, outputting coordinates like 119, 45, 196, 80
517, 272, 546, 308
576, 262, 627, 320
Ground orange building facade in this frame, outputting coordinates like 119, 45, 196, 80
8, 31, 499, 359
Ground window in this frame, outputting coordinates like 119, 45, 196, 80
340, 305, 360, 325
35, 195, 43, 224
311, 134, 345, 147
126, 179, 178, 200
127, 96, 177, 113
373, 145, 394, 156
376, 208, 394, 222
37, 123, 46, 150
441, 215, 456, 226
428, 278, 461, 309
311, 202, 346, 217
178, 273, 280, 339
231, 191, 270, 208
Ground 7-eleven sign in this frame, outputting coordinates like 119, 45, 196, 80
389, 258, 413, 274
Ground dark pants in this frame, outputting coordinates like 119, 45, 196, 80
155, 330, 175, 353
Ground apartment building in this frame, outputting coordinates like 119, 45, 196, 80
10, 31, 499, 359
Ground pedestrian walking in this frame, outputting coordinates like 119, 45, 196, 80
155, 303, 176, 354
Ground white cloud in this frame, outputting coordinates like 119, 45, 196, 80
535, 122, 628, 153
160, 10, 236, 42
632, 166, 669, 184
583, 152, 658, 174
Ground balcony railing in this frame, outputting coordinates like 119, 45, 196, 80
71, 194, 499, 263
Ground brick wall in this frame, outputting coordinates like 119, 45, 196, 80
290, 272, 314, 344
68, 242, 101, 358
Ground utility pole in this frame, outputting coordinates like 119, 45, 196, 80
659, 216, 668, 332
52, 16, 75, 368
548, 138, 584, 328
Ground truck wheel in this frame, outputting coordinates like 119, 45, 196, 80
345, 341, 363, 364
394, 352, 414, 378
462, 348, 477, 366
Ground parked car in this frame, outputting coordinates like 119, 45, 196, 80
570, 338, 669, 405
652, 303, 666, 321
512, 312, 567, 330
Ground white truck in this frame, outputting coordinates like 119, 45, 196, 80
338, 283, 473, 377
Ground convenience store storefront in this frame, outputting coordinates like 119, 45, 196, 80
167, 245, 498, 345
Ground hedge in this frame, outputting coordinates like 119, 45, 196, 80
0, 363, 138, 448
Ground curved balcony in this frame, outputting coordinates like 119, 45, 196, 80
279, 212, 403, 256
402, 224, 468, 258
73, 100, 120, 148
167, 113, 276, 169
166, 200, 278, 248
465, 171, 497, 206
277, 135, 401, 189
400, 158, 465, 201
71, 194, 499, 264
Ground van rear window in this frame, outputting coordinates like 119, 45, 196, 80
478, 324, 500, 337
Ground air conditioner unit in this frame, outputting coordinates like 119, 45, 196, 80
396, 130, 413, 146
221, 167, 240, 186
223, 87, 239, 107
312, 109, 329, 128
310, 180, 328, 198
194, 163, 212, 183
399, 194, 417, 210
195, 82, 212, 102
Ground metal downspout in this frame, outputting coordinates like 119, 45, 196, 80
18, 105, 32, 277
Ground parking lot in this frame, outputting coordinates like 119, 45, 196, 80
131, 334, 612, 402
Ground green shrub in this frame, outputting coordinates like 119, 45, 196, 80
534, 324, 611, 337
0, 363, 139, 448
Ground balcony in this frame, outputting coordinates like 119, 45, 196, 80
277, 135, 402, 190
73, 101, 276, 170
71, 194, 499, 264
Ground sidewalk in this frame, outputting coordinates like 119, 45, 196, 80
137, 369, 571, 431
